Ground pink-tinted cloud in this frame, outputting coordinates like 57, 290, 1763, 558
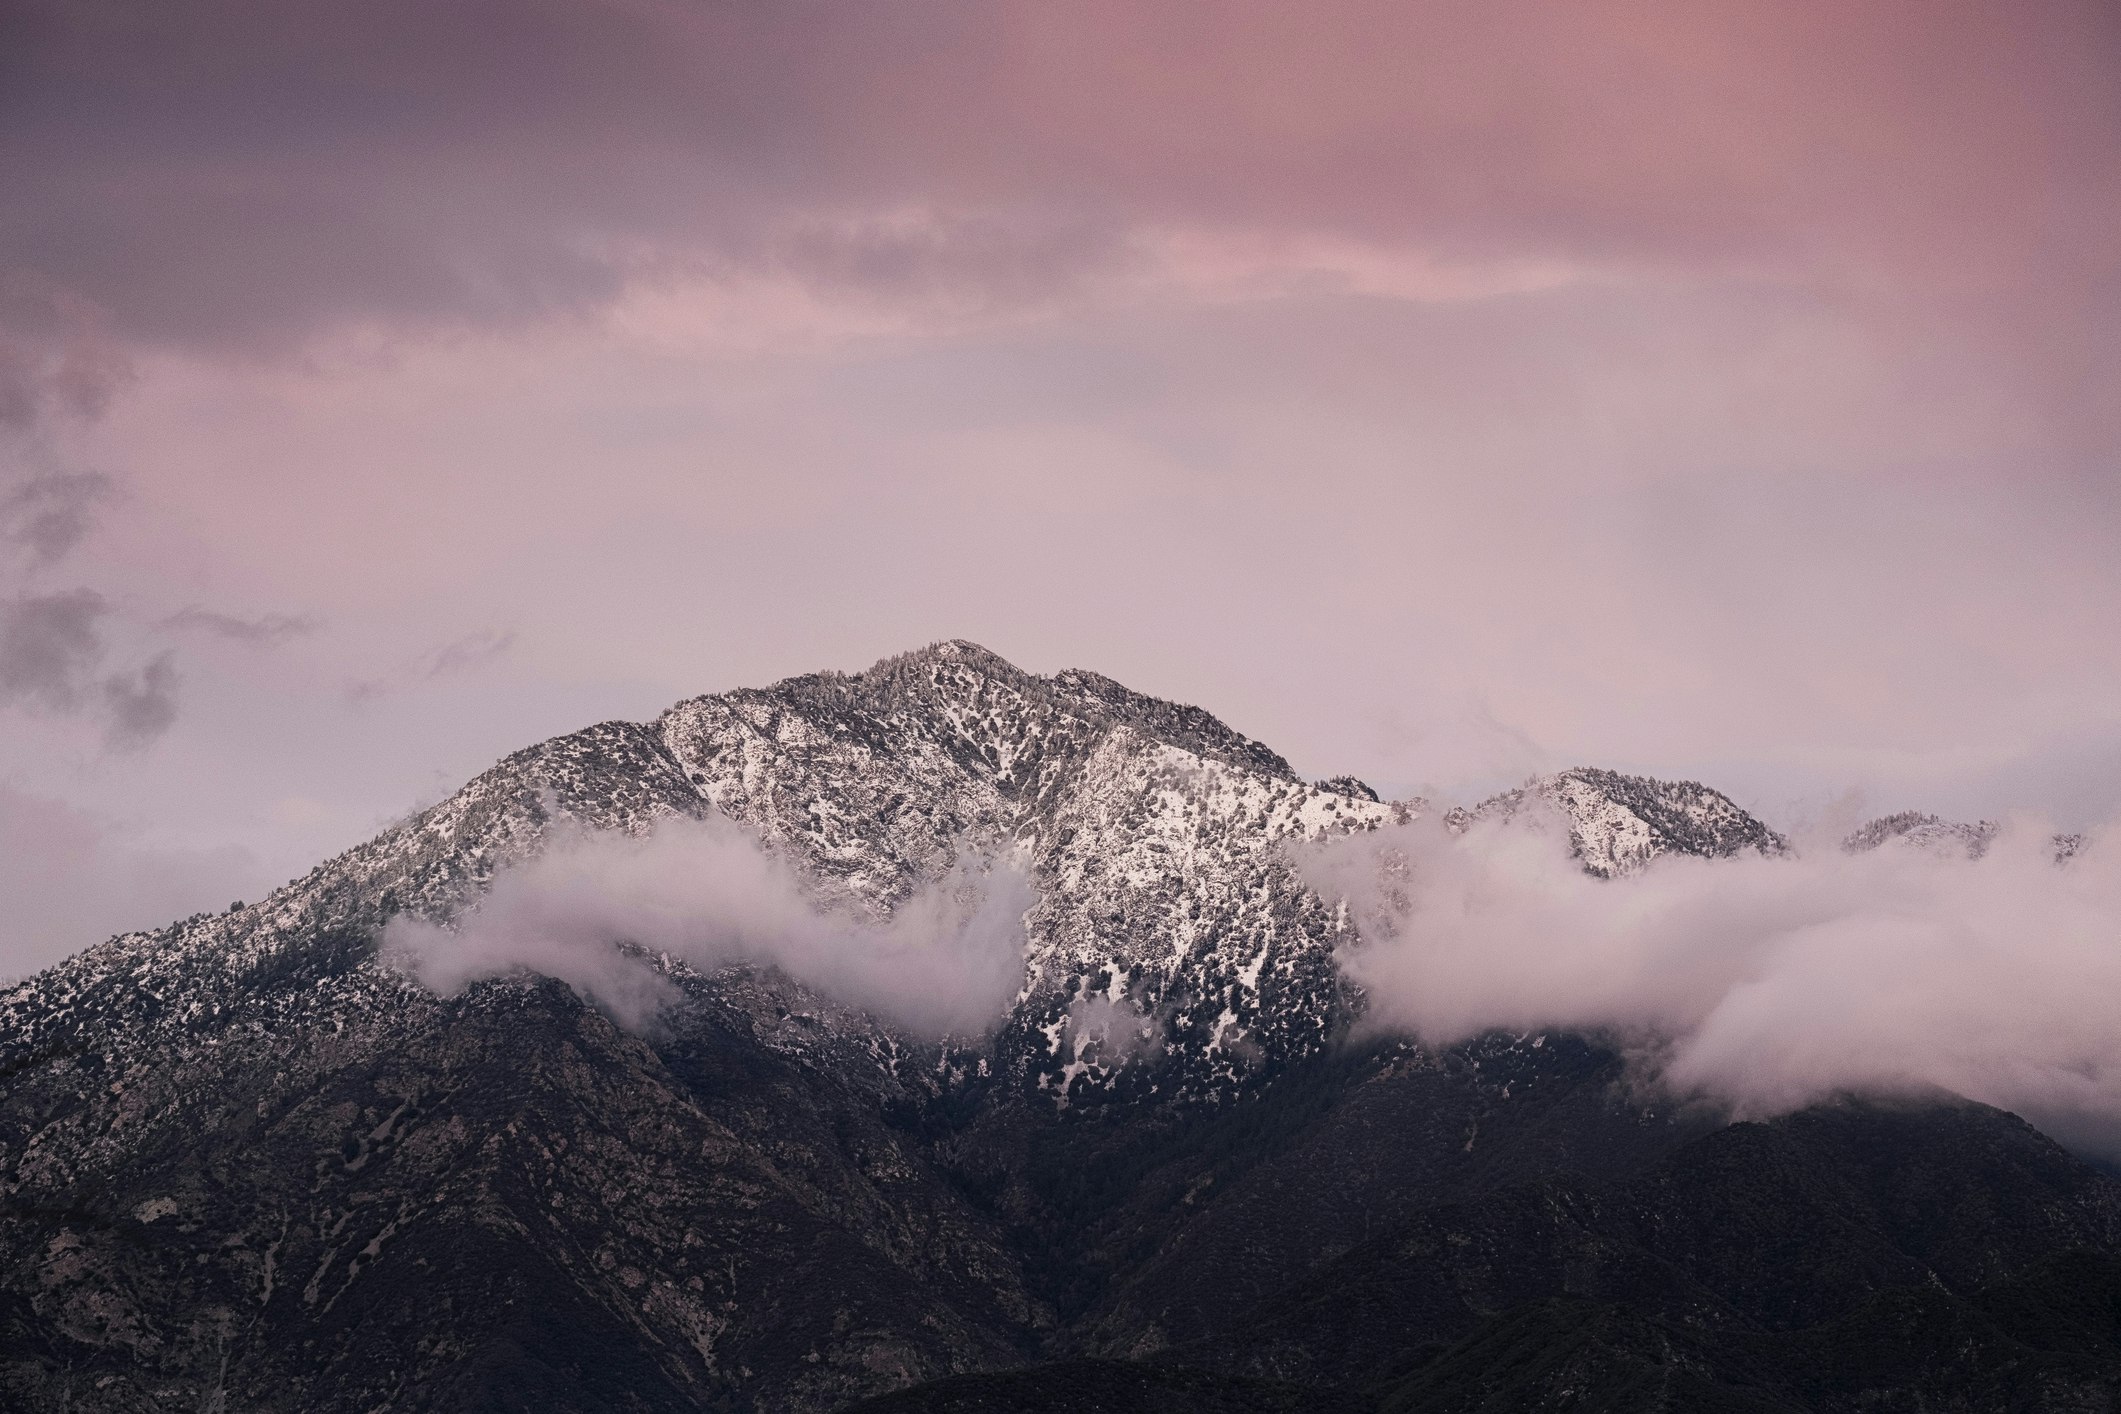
0, 0, 2117, 971
7, 2, 2115, 371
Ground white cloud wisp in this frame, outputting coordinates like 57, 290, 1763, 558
1302, 812, 2121, 1153
385, 814, 1034, 1037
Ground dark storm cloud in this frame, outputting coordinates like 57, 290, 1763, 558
7, 0, 2116, 409
0, 589, 107, 711
0, 0, 927, 350
0, 469, 112, 564
0, 590, 180, 747
100, 651, 180, 750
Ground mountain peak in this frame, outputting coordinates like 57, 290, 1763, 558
714, 641, 1298, 787
1457, 766, 1787, 877
1843, 810, 2087, 864
1843, 810, 1999, 859
863, 637, 1027, 682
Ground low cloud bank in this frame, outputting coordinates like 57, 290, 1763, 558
384, 815, 1033, 1036
1302, 813, 2121, 1152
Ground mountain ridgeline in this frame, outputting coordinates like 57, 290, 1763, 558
2, 642, 2116, 1413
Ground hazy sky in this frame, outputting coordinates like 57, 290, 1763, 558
3, 0, 2118, 972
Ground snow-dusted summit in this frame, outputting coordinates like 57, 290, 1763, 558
1452, 766, 1788, 878
1842, 809, 2085, 864
2, 642, 1797, 1108
1842, 810, 2000, 860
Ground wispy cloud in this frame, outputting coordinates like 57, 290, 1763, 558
423, 627, 515, 678
0, 316, 131, 432
345, 626, 517, 704
0, 588, 107, 712
162, 606, 319, 645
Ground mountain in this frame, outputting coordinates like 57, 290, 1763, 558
1842, 809, 2086, 864
2, 641, 2113, 1412
1451, 766, 1788, 878
1843, 810, 2002, 860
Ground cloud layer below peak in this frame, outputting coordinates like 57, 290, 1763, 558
384, 815, 1034, 1037
1303, 814, 2121, 1155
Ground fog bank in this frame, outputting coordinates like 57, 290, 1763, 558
1303, 813, 2121, 1152
385, 815, 1033, 1036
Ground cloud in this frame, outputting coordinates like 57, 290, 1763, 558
423, 627, 515, 677
0, 0, 2116, 929
6, 0, 2114, 398
1301, 811, 2121, 1155
1057, 995, 1165, 1071
384, 814, 1034, 1036
0, 313, 132, 431
344, 626, 517, 704
0, 321, 180, 750
0, 590, 181, 747
162, 606, 318, 644
0, 588, 107, 711
100, 651, 179, 750
0, 469, 111, 564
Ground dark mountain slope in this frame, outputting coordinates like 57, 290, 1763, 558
1, 966, 1042, 1412
1196, 1100, 2121, 1411
1064, 1033, 1712, 1357
861, 1101, 2121, 1412
844, 1358, 1361, 1414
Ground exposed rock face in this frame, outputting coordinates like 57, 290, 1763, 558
5, 642, 2110, 1412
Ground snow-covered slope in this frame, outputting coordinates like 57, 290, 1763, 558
1842, 809, 2087, 864
0, 642, 1843, 1412
1454, 766, 1788, 878
3, 643, 1798, 1108
1842, 810, 2000, 860
654, 641, 1407, 1101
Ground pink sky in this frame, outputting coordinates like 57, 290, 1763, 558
2, 0, 2118, 971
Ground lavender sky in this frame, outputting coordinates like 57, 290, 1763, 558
2, 1, 2118, 973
